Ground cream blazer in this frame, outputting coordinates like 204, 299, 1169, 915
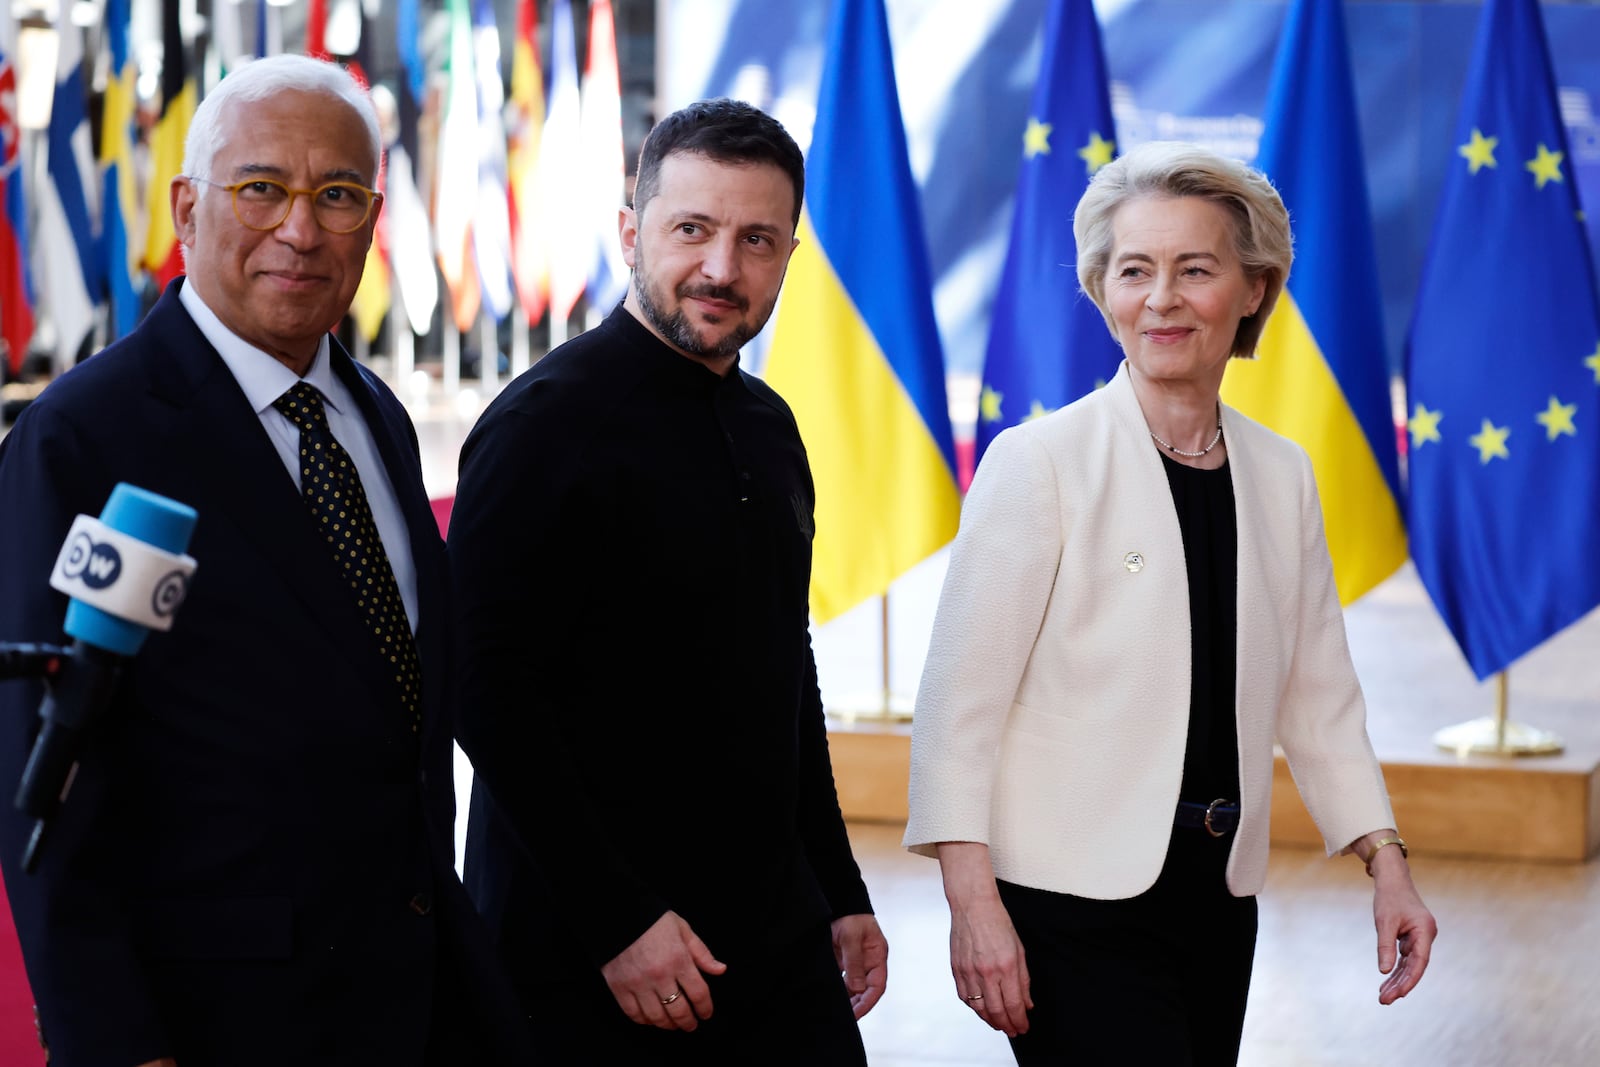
903, 362, 1395, 898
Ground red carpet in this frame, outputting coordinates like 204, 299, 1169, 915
430, 494, 454, 537
0, 877, 41, 1065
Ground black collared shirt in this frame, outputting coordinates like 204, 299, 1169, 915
450, 305, 871, 972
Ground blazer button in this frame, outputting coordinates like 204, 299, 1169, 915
409, 892, 433, 916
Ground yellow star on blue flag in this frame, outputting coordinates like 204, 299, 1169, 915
1406, 0, 1600, 678
976, 0, 1121, 471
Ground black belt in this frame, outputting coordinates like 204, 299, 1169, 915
1175, 799, 1239, 837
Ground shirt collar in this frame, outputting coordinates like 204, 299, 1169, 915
179, 281, 341, 415
610, 304, 746, 390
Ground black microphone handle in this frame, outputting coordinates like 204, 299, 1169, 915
15, 644, 125, 861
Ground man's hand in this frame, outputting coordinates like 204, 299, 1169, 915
600, 911, 727, 1031
831, 913, 888, 1019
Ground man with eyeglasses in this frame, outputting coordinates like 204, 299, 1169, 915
0, 55, 529, 1066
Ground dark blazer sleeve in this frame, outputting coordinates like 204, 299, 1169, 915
0, 397, 173, 1065
795, 635, 873, 919
449, 401, 671, 969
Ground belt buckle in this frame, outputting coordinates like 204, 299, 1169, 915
1203, 797, 1230, 838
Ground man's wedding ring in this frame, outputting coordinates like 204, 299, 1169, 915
661, 991, 681, 1006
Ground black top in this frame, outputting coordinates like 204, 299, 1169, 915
1160, 452, 1241, 806
450, 306, 872, 979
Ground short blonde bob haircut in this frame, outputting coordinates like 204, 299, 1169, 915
1073, 140, 1293, 360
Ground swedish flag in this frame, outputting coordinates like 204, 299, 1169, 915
1406, 0, 1600, 678
1221, 0, 1406, 606
976, 0, 1122, 470
99, 0, 142, 340
764, 0, 959, 623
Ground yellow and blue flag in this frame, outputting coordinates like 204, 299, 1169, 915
976, 0, 1121, 471
99, 0, 142, 341
1221, 0, 1406, 606
1405, 0, 1600, 679
764, 0, 959, 624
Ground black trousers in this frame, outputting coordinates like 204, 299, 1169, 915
1000, 824, 1258, 1067
518, 921, 867, 1066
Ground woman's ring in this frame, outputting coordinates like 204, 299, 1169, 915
964, 993, 984, 1001
661, 991, 681, 1006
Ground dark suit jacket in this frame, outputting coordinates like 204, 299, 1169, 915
0, 282, 528, 1066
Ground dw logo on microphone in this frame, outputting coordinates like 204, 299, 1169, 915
60, 532, 123, 591
152, 571, 190, 618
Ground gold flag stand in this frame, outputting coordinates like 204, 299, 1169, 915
825, 594, 915, 723
1432, 670, 1564, 757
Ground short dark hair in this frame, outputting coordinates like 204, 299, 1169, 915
632, 98, 805, 228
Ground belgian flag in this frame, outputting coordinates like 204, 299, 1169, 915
142, 0, 195, 289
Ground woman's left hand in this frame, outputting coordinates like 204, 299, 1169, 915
1370, 852, 1437, 1004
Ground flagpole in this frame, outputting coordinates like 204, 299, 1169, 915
1432, 670, 1563, 756
511, 309, 530, 378
479, 315, 498, 393
443, 317, 461, 397
391, 298, 414, 385
825, 592, 913, 724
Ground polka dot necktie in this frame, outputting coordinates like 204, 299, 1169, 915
273, 382, 422, 734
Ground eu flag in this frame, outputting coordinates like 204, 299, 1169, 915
974, 0, 1121, 470
1221, 0, 1406, 605
764, 0, 960, 623
1406, 0, 1600, 679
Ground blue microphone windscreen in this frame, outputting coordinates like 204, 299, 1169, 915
64, 484, 199, 655
101, 483, 199, 555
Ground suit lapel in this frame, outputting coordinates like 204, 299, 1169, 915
146, 287, 406, 706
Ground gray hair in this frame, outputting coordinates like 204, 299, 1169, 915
1073, 140, 1293, 359
182, 54, 381, 185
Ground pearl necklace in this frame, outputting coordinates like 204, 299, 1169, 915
1150, 413, 1224, 458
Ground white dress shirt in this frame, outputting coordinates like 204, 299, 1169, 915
179, 283, 419, 633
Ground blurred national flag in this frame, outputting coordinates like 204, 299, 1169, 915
35, 20, 99, 370
508, 0, 548, 323
0, 20, 33, 375
541, 0, 586, 326
435, 0, 481, 332
1405, 0, 1600, 677
99, 0, 143, 341
143, 0, 194, 290
581, 0, 627, 313
472, 0, 514, 323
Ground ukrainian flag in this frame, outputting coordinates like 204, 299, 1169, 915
1220, 0, 1406, 605
764, 0, 959, 624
